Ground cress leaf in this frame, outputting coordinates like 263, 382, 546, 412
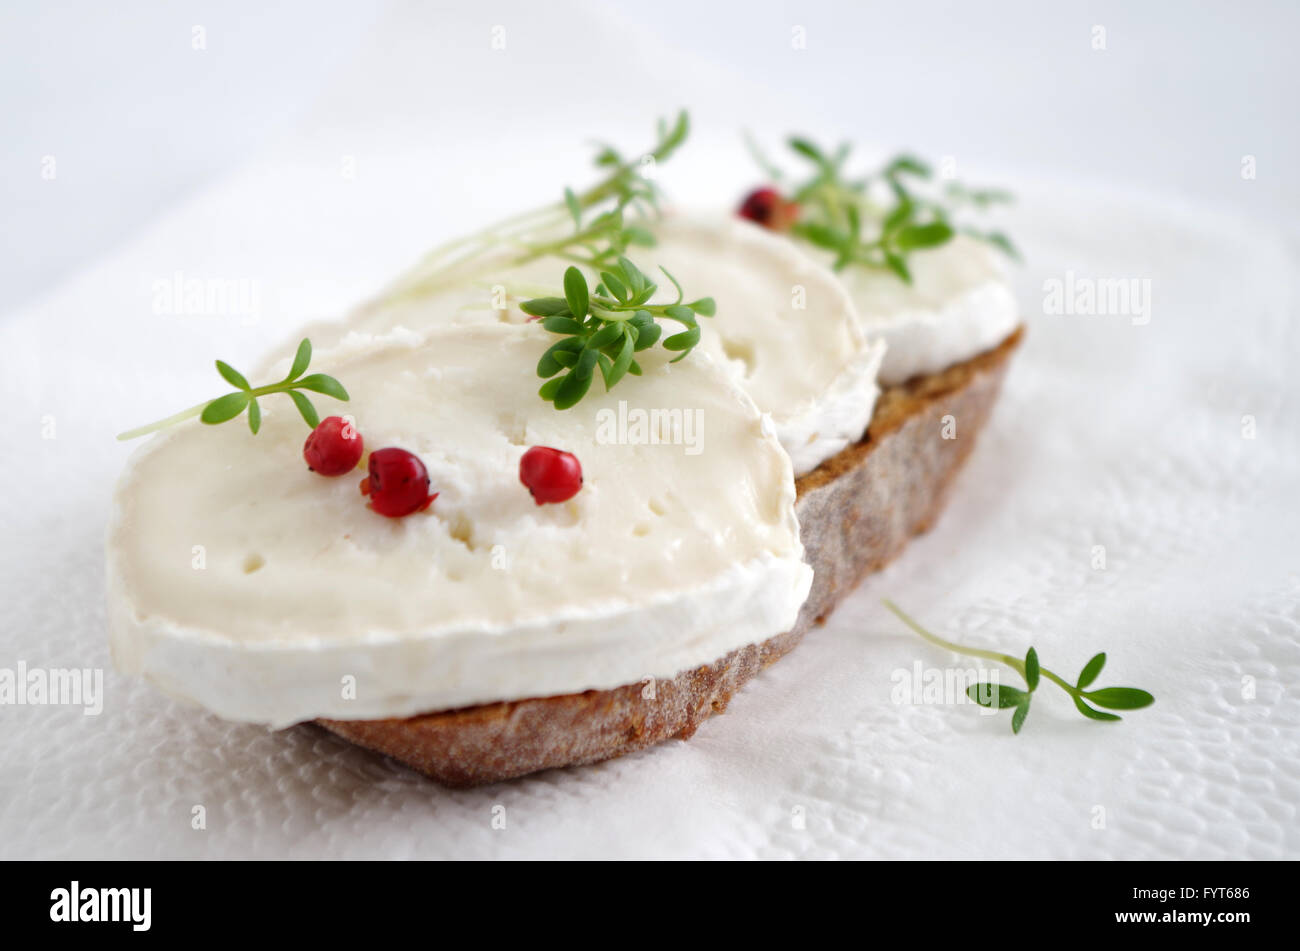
542, 316, 586, 336
216, 360, 250, 391
1077, 653, 1106, 689
554, 368, 594, 410
605, 332, 635, 389
538, 338, 582, 378
895, 221, 954, 250
663, 326, 700, 356
788, 137, 827, 167
288, 390, 320, 429
663, 304, 697, 326
600, 271, 628, 302
287, 338, 312, 381
1082, 688, 1155, 711
564, 187, 581, 227
1011, 700, 1031, 735
966, 683, 1030, 709
587, 322, 623, 350
632, 321, 661, 351
1024, 647, 1040, 691
538, 376, 564, 401
624, 226, 655, 247
520, 297, 571, 318
617, 256, 647, 296
563, 266, 590, 319
1073, 695, 1122, 722
883, 252, 911, 283
294, 374, 350, 402
200, 391, 250, 425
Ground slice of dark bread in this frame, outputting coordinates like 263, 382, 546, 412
317, 327, 1023, 785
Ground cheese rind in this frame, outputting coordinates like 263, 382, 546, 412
836, 235, 1019, 385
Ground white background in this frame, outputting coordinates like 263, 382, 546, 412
1, 1, 1297, 859
4, 0, 1297, 315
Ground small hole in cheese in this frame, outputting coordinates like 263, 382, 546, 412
721, 338, 756, 378
447, 512, 476, 550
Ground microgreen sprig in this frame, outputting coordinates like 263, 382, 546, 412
573, 110, 689, 225
518, 201, 656, 274
520, 259, 715, 410
749, 135, 1018, 282
513, 114, 714, 409
384, 112, 690, 303
883, 599, 1154, 734
116, 338, 349, 441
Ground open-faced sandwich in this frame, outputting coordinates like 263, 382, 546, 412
108, 114, 1023, 785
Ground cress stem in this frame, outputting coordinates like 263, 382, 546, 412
882, 599, 1022, 672
116, 382, 294, 441
377, 142, 668, 303
115, 401, 209, 441
1037, 668, 1078, 695
388, 151, 649, 286
882, 599, 1082, 697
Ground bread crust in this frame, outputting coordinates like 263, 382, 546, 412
317, 328, 1023, 785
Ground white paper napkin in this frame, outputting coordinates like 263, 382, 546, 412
1, 3, 1296, 860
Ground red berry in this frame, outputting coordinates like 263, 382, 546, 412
304, 416, 364, 476
737, 187, 799, 231
519, 446, 582, 505
362, 448, 438, 518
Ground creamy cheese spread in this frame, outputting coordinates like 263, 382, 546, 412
108, 323, 812, 726
282, 215, 887, 477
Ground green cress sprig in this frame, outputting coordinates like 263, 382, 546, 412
383, 112, 690, 304
540, 110, 689, 271
116, 338, 348, 440
520, 259, 715, 410
748, 134, 1018, 283
389, 111, 713, 411
883, 600, 1154, 734
499, 111, 715, 410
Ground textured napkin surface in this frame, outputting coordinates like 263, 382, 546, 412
1, 0, 1297, 855
1, 166, 1296, 859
